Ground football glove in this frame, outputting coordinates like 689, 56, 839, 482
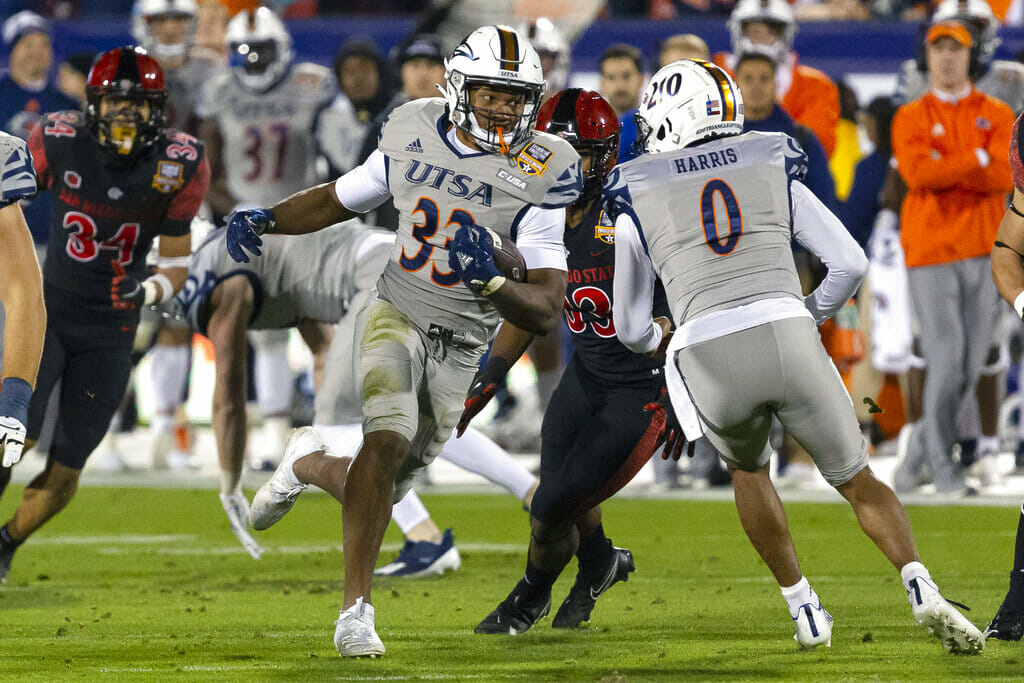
447, 224, 506, 296
111, 260, 144, 310
0, 377, 32, 468
226, 208, 274, 263
644, 387, 694, 461
455, 356, 511, 437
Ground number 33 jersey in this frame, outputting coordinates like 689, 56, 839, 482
375, 98, 582, 347
607, 130, 807, 327
27, 110, 209, 325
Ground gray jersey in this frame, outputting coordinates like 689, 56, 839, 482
0, 131, 37, 207
178, 221, 394, 335
315, 92, 368, 174
608, 131, 807, 326
895, 58, 1024, 111
197, 63, 335, 205
164, 57, 219, 133
375, 98, 582, 347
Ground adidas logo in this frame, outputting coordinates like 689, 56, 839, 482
405, 138, 424, 153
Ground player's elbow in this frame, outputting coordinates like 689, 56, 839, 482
847, 247, 869, 283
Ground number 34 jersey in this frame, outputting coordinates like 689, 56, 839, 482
27, 110, 209, 326
607, 131, 807, 327
375, 98, 582, 347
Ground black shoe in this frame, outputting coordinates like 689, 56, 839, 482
552, 547, 635, 628
986, 608, 1024, 641
474, 579, 551, 635
0, 543, 15, 584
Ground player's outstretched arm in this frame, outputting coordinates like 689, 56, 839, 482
0, 202, 44, 388
268, 182, 359, 235
992, 188, 1024, 316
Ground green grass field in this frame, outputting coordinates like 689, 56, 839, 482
0, 486, 1021, 681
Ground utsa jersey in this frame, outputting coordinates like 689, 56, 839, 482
0, 131, 38, 208
180, 221, 394, 336
197, 63, 335, 206
28, 110, 209, 328
607, 131, 807, 327
564, 198, 669, 384
896, 58, 1024, 112
376, 97, 582, 347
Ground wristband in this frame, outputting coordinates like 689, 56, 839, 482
0, 377, 32, 421
143, 273, 175, 305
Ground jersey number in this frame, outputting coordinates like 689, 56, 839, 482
242, 124, 289, 182
399, 197, 473, 287
63, 211, 139, 265
564, 286, 616, 338
700, 179, 742, 255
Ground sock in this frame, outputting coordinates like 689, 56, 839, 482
150, 345, 190, 414
312, 423, 363, 460
900, 561, 935, 605
219, 469, 242, 497
780, 576, 817, 619
576, 523, 612, 571
0, 523, 23, 550
438, 426, 536, 501
253, 339, 293, 415
391, 489, 431, 534
978, 435, 999, 458
523, 561, 557, 594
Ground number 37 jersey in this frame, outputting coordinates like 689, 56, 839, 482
375, 98, 582, 347
607, 131, 807, 327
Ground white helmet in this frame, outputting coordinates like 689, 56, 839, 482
728, 0, 796, 65
224, 6, 293, 92
634, 59, 744, 154
932, 0, 1000, 71
441, 25, 545, 154
131, 0, 197, 61
521, 17, 571, 94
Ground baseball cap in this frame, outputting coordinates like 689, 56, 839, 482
395, 35, 444, 67
926, 21, 973, 48
2, 11, 50, 53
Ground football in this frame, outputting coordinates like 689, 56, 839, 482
484, 227, 527, 283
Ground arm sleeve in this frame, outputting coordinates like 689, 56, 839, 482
892, 105, 979, 190
512, 205, 567, 271
333, 149, 392, 213
612, 212, 662, 354
163, 156, 211, 236
791, 181, 869, 324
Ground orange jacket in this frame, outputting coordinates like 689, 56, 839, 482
892, 88, 1014, 268
714, 52, 839, 156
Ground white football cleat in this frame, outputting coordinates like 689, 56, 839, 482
334, 597, 385, 658
249, 426, 320, 531
907, 577, 985, 654
793, 600, 833, 649
220, 492, 264, 560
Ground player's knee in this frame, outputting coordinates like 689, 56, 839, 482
529, 516, 574, 546
360, 430, 410, 476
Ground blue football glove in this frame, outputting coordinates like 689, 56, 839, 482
225, 208, 274, 263
447, 224, 506, 296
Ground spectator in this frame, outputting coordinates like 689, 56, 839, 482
0, 10, 77, 251
891, 21, 1014, 494
718, 0, 840, 157
841, 96, 895, 247
734, 52, 836, 212
658, 33, 709, 68
830, 81, 862, 200
55, 52, 92, 108
599, 43, 645, 163
333, 38, 392, 125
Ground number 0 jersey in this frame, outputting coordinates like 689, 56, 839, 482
563, 197, 669, 384
372, 98, 582, 347
28, 110, 209, 327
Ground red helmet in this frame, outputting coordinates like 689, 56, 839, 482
86, 46, 167, 157
536, 88, 620, 203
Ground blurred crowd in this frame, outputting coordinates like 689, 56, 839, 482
2, 0, 1024, 498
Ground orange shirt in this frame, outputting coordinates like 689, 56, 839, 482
892, 88, 1014, 268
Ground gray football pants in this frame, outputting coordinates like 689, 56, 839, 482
904, 257, 1001, 492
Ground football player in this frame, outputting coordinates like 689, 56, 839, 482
463, 89, 664, 634
225, 24, 582, 657
175, 222, 538, 565
197, 7, 336, 469
983, 109, 1024, 642
611, 59, 984, 653
0, 132, 45, 476
0, 47, 209, 582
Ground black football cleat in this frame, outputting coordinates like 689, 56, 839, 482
474, 579, 551, 635
986, 608, 1024, 641
552, 546, 635, 628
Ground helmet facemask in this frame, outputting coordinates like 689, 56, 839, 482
87, 90, 165, 158
229, 38, 285, 91
575, 134, 620, 203
447, 72, 543, 155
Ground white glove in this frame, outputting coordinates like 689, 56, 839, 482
0, 415, 27, 468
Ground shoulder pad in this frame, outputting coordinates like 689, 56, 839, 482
521, 131, 582, 209
781, 134, 808, 183
0, 132, 37, 205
